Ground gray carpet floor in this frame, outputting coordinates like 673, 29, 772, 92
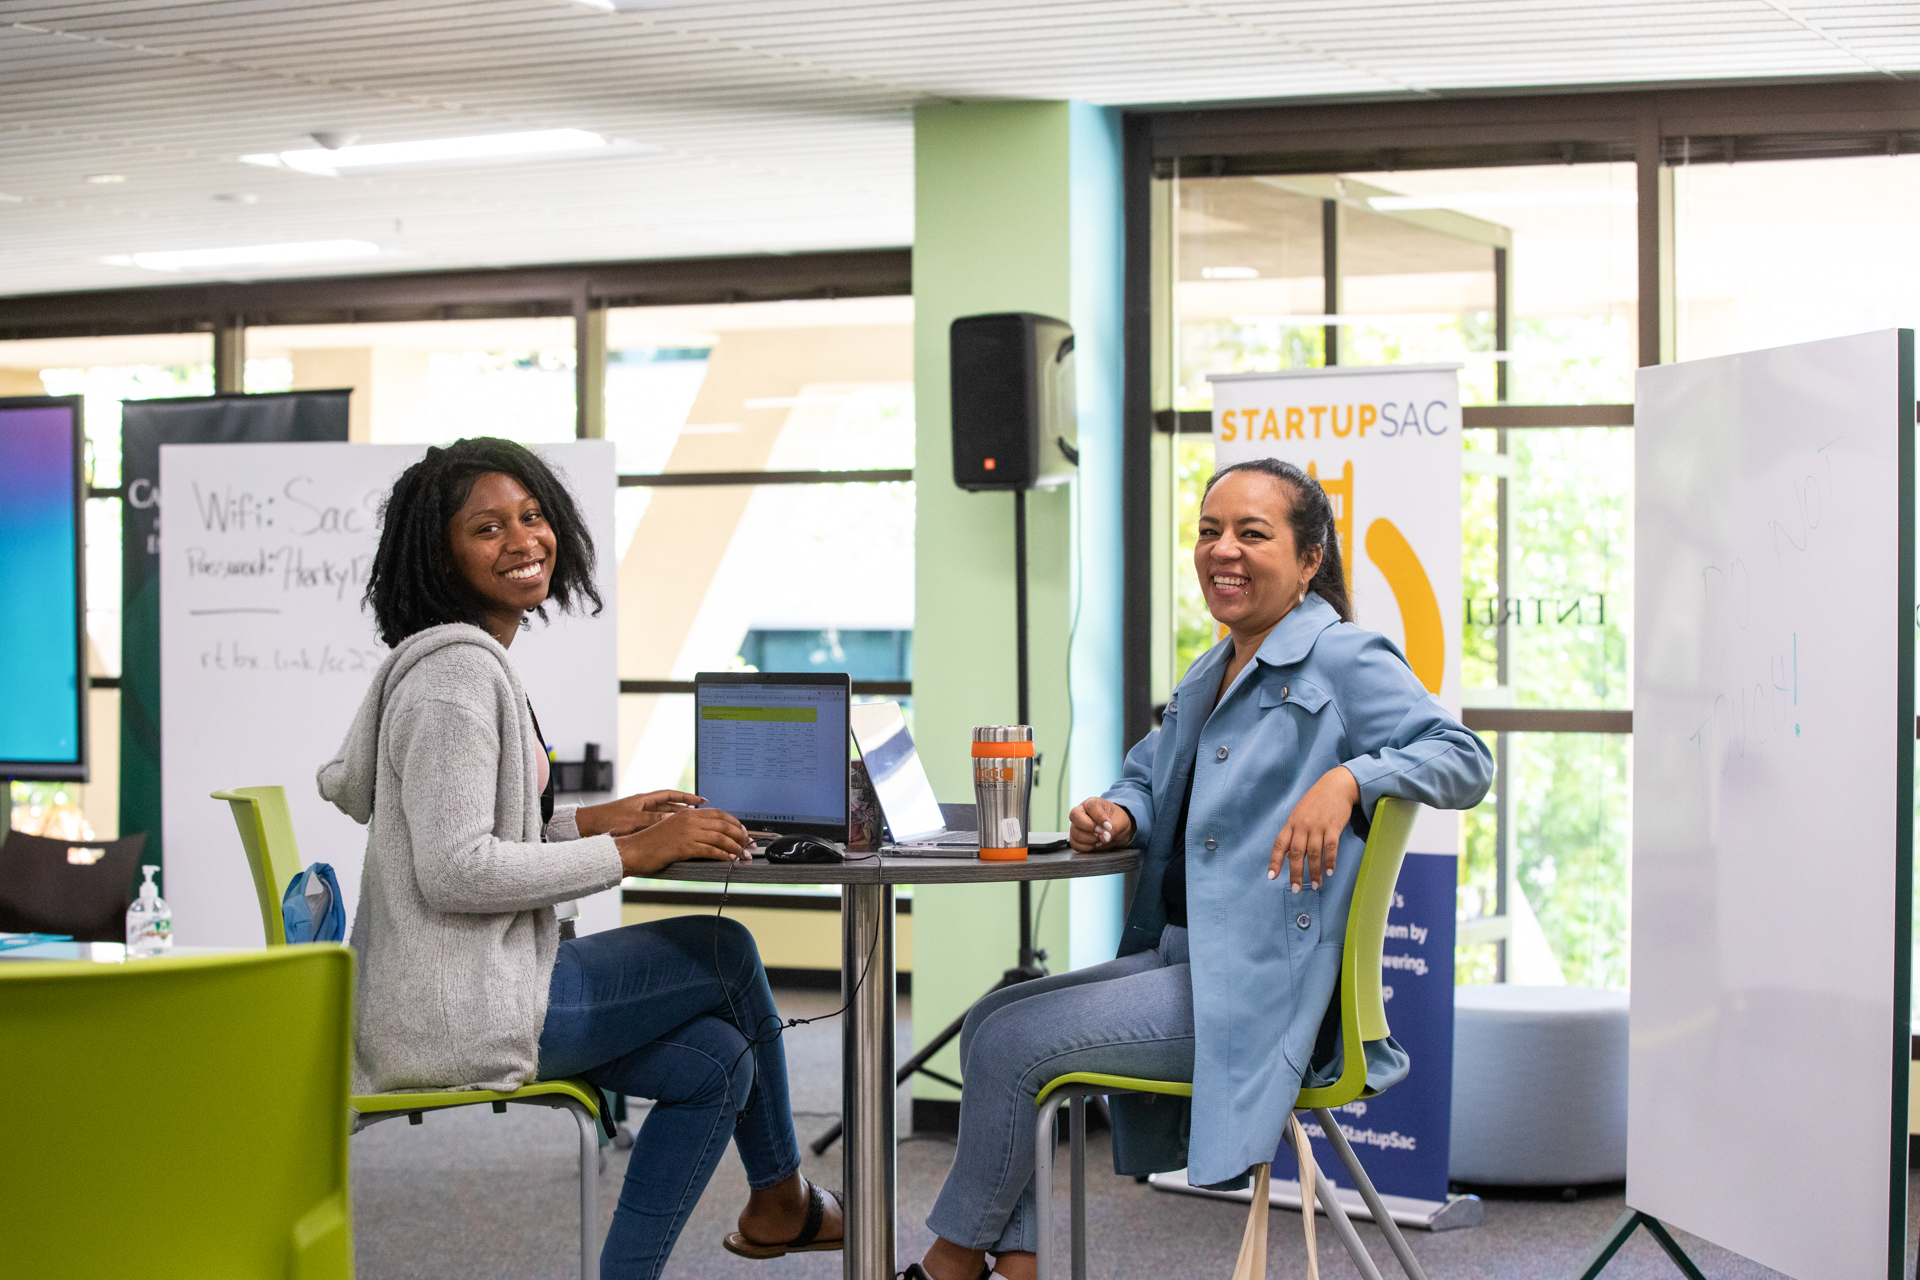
350, 990, 1912, 1280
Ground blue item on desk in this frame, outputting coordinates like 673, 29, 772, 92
281, 864, 345, 944
764, 835, 845, 865
0, 931, 73, 953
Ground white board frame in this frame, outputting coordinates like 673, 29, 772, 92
1630, 329, 1913, 1280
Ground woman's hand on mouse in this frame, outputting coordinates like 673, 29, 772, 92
613, 808, 753, 876
577, 790, 704, 839
1069, 798, 1135, 852
1268, 766, 1360, 891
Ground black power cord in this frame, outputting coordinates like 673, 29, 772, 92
711, 847, 886, 1122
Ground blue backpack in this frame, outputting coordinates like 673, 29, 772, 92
281, 863, 346, 944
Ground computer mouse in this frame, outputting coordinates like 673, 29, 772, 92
764, 835, 845, 864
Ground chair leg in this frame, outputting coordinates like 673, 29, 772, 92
1034, 1094, 1066, 1280
1311, 1108, 1428, 1280
571, 1101, 600, 1280
1069, 1096, 1087, 1280
1286, 1112, 1386, 1280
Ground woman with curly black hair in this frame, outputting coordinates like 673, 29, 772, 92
320, 437, 840, 1279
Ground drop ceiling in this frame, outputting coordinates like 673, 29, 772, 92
2, 0, 1916, 298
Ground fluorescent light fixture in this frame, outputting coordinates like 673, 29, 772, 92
100, 239, 380, 273
0, 193, 22, 204
1201, 266, 1260, 280
1368, 190, 1634, 211
241, 129, 612, 176
85, 173, 127, 185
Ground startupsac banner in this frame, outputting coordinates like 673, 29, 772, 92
1211, 365, 1464, 1209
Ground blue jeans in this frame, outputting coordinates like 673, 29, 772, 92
537, 915, 803, 1280
925, 926, 1195, 1255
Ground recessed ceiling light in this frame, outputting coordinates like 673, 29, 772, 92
100, 239, 380, 272
240, 129, 623, 176
1201, 266, 1260, 280
85, 174, 127, 185
1368, 191, 1635, 211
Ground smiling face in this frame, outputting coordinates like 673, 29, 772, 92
1194, 470, 1323, 641
447, 470, 557, 644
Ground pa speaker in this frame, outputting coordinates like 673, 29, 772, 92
950, 312, 1078, 492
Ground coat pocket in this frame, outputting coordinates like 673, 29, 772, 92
1258, 677, 1330, 715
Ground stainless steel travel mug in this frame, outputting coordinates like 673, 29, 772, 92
972, 724, 1035, 861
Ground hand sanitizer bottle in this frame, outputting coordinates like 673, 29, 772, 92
126, 865, 173, 958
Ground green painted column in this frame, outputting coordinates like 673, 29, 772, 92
910, 101, 1126, 1119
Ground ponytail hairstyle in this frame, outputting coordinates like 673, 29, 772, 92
1201, 458, 1353, 623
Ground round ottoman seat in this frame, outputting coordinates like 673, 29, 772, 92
1449, 985, 1629, 1186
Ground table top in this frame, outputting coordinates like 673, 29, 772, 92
652, 847, 1140, 886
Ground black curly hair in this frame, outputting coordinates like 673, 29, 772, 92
1201, 457, 1353, 623
363, 437, 602, 647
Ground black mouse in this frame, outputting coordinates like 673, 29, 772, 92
764, 835, 845, 865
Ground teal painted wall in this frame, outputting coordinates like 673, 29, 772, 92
911, 101, 1126, 1104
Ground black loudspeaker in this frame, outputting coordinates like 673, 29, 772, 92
950, 312, 1078, 491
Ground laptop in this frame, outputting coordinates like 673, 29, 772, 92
694, 671, 851, 842
851, 701, 1070, 857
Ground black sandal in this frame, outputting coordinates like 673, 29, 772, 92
723, 1179, 844, 1258
898, 1264, 994, 1280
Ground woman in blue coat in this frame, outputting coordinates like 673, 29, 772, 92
906, 458, 1494, 1280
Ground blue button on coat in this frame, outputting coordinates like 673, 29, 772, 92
1102, 593, 1494, 1188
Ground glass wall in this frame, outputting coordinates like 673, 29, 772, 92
1674, 152, 1920, 361
606, 296, 915, 797
1170, 162, 1638, 413
246, 316, 577, 444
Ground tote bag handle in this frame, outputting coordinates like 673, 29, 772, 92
1229, 1114, 1320, 1280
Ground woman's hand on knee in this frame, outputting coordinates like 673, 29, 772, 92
1268, 766, 1360, 890
1069, 798, 1134, 852
615, 808, 753, 876
576, 789, 704, 839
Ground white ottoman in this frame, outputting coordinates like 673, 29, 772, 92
1449, 985, 1629, 1186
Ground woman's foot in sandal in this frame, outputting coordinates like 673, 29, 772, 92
904, 1237, 1007, 1280
724, 1173, 844, 1258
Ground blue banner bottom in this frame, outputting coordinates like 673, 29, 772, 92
1279, 850, 1457, 1204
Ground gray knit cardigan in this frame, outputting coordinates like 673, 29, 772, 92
319, 623, 623, 1094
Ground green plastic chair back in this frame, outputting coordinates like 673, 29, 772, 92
1295, 794, 1419, 1109
0, 948, 356, 1279
1036, 795, 1421, 1112
213, 786, 309, 946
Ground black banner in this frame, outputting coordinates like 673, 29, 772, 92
119, 391, 349, 871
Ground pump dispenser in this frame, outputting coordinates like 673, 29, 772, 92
126, 865, 172, 957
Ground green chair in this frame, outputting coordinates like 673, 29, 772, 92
0, 947, 355, 1279
1033, 797, 1429, 1280
213, 785, 608, 1280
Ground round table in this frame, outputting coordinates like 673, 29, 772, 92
654, 848, 1140, 1280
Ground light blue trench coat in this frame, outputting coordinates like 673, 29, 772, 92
1101, 593, 1494, 1188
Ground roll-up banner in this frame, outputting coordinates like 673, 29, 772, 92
118, 391, 350, 874
1216, 364, 1465, 1215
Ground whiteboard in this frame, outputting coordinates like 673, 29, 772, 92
1631, 329, 1912, 1280
159, 441, 620, 947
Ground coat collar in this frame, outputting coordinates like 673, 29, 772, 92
1173, 592, 1340, 714
1250, 592, 1341, 668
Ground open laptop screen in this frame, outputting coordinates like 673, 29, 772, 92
849, 701, 947, 843
694, 672, 850, 840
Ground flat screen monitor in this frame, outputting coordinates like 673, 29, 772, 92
693, 671, 849, 840
0, 396, 87, 780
